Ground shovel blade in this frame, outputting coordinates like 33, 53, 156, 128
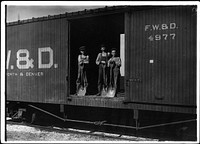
77, 86, 86, 96
106, 86, 116, 97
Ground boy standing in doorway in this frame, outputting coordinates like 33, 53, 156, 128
96, 45, 109, 96
76, 46, 89, 95
108, 48, 121, 96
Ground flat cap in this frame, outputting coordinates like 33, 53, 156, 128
79, 46, 86, 51
111, 48, 117, 51
100, 44, 106, 49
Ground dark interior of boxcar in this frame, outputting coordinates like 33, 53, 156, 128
70, 13, 124, 95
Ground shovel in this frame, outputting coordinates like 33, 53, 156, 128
106, 85, 116, 97
77, 85, 86, 96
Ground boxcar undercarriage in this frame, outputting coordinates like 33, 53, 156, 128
6, 100, 197, 141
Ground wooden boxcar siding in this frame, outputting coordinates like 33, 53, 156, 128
125, 6, 196, 106
6, 18, 69, 104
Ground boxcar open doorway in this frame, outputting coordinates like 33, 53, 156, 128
69, 13, 125, 96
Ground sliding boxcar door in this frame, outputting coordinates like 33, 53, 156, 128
125, 6, 196, 106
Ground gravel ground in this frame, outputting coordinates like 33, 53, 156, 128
6, 124, 158, 141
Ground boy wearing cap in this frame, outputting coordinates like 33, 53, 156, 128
108, 48, 121, 96
76, 46, 89, 94
96, 45, 109, 96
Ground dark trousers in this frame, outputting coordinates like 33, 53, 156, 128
98, 63, 107, 93
109, 67, 120, 92
76, 64, 88, 91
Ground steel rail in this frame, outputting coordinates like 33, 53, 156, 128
6, 120, 144, 141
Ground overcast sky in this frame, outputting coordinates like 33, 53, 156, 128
7, 6, 106, 22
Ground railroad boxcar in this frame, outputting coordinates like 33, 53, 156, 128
6, 5, 197, 140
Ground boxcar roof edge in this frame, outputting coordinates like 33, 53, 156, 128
6, 5, 196, 26
6, 6, 128, 26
